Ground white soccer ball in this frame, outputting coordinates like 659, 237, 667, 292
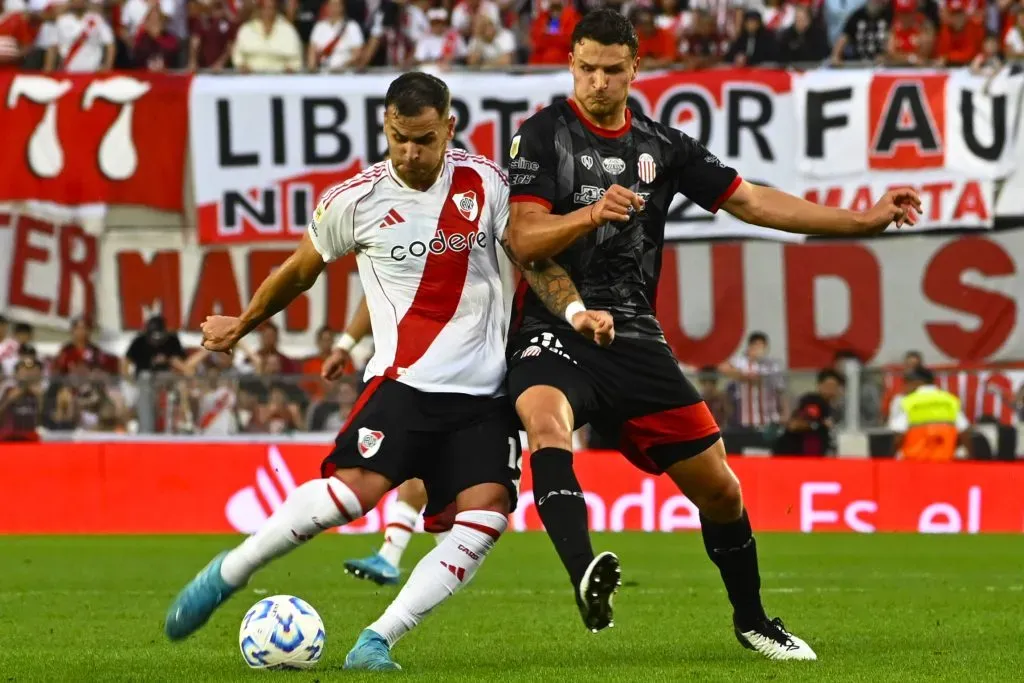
239, 595, 326, 670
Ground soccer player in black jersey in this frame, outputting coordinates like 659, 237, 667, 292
501, 9, 922, 660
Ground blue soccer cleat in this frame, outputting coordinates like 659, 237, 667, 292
344, 552, 401, 586
164, 551, 238, 641
344, 629, 402, 671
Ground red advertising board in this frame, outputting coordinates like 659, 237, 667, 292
1, 444, 1020, 534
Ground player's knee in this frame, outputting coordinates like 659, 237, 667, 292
695, 476, 743, 522
331, 468, 392, 512
455, 483, 510, 516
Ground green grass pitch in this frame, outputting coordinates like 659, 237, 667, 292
0, 533, 1021, 682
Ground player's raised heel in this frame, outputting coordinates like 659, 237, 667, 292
734, 615, 817, 661
344, 552, 401, 586
164, 551, 238, 641
344, 629, 402, 671
576, 551, 622, 633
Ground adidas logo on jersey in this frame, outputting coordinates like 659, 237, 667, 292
378, 209, 405, 229
390, 229, 488, 261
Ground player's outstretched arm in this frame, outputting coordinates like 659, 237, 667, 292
201, 233, 326, 352
500, 237, 614, 347
721, 180, 923, 237
506, 185, 642, 263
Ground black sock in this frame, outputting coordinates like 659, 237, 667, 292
531, 447, 594, 588
700, 508, 767, 629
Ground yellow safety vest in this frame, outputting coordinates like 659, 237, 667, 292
900, 387, 961, 462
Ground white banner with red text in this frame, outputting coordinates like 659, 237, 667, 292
2, 443, 1021, 534
188, 69, 1024, 245
97, 227, 1024, 368
0, 205, 99, 330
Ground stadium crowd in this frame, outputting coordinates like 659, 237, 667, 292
2, 312, 1021, 452
1, 0, 1023, 73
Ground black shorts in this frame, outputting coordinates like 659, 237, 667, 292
320, 377, 521, 518
506, 330, 721, 473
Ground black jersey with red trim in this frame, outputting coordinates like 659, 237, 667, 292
508, 98, 741, 342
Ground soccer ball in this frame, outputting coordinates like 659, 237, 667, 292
238, 595, 325, 670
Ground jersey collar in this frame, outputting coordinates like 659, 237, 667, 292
566, 98, 632, 139
386, 157, 449, 192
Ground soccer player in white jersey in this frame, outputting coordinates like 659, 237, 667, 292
164, 72, 613, 671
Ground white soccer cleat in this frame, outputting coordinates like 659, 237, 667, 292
735, 616, 817, 661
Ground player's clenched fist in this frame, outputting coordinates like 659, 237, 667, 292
588, 185, 644, 226
201, 315, 243, 352
571, 309, 615, 347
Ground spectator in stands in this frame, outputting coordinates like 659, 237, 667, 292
779, 4, 831, 62
720, 331, 787, 429
831, 0, 892, 64
300, 325, 336, 402
726, 9, 780, 65
688, 0, 736, 37
288, 0, 368, 43
41, 0, 115, 72
414, 7, 467, 66
133, 5, 181, 69
194, 369, 239, 435
42, 385, 80, 432
889, 366, 973, 461
653, 0, 684, 37
308, 378, 358, 431
529, 0, 580, 65
821, 0, 860, 47
697, 365, 734, 429
0, 4, 46, 71
772, 370, 843, 456
359, 0, 427, 67
466, 13, 516, 66
1006, 7, 1024, 59
121, 0, 174, 46
886, 0, 935, 64
124, 314, 187, 376
679, 8, 730, 68
933, 0, 984, 63
452, 0, 502, 40
1, 322, 34, 377
971, 33, 1004, 73
188, 0, 236, 71
0, 357, 43, 441
307, 0, 364, 71
631, 5, 676, 67
255, 321, 297, 374
232, 0, 303, 72
0, 315, 16, 375
52, 318, 117, 376
763, 0, 797, 32
254, 384, 304, 433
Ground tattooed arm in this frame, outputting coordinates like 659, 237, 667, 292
500, 236, 614, 346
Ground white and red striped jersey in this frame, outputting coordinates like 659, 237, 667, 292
197, 385, 238, 435
39, 10, 113, 72
308, 149, 514, 396
728, 354, 786, 426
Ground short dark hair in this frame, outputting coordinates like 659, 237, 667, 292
817, 369, 844, 386
13, 322, 33, 336
571, 8, 639, 57
385, 72, 450, 118
905, 366, 935, 384
904, 350, 923, 363
747, 331, 768, 346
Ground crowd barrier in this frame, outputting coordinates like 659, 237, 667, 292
2, 443, 1021, 535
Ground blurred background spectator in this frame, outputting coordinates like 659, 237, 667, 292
529, 0, 579, 65
41, 0, 115, 72
0, 356, 43, 441
772, 369, 844, 456
233, 0, 303, 72
125, 315, 187, 377
631, 5, 675, 68
726, 9, 780, 65
466, 13, 515, 65
779, 4, 831, 62
188, 0, 237, 70
414, 7, 466, 66
832, 0, 891, 64
307, 0, 363, 70
720, 331, 787, 431
133, 4, 182, 69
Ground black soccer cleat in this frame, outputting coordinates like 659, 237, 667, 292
576, 551, 622, 633
734, 615, 817, 661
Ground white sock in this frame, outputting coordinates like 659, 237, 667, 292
221, 477, 363, 586
368, 510, 506, 647
431, 531, 450, 545
378, 500, 421, 567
